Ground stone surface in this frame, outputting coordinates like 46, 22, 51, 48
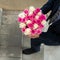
44, 45, 60, 60
0, 10, 22, 47
0, 57, 22, 60
0, 8, 2, 30
0, 34, 22, 47
0, 10, 22, 60
23, 51, 44, 60
0, 46, 21, 57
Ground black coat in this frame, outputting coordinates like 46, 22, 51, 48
41, 0, 60, 20
41, 0, 60, 42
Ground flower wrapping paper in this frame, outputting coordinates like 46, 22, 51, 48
18, 6, 47, 35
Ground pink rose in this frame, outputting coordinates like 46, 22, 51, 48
33, 8, 40, 15
39, 24, 44, 29
18, 17, 22, 22
21, 28, 26, 32
39, 14, 47, 20
35, 8, 40, 13
31, 29, 36, 35
25, 16, 29, 21
24, 9, 29, 14
18, 17, 24, 22
36, 28, 42, 34
29, 15, 34, 20
27, 23, 33, 29
18, 17, 26, 22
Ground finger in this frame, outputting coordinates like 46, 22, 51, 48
27, 34, 40, 38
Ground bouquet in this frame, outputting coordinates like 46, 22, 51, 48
18, 6, 47, 36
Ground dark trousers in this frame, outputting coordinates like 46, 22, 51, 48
31, 20, 60, 51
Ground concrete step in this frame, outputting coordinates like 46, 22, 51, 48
44, 45, 60, 60
0, 9, 22, 47
0, 9, 22, 60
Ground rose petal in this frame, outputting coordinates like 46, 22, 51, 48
24, 9, 29, 14
27, 23, 33, 28
21, 28, 26, 32
39, 14, 47, 20
36, 29, 42, 34
35, 8, 40, 13
31, 29, 36, 35
18, 17, 22, 22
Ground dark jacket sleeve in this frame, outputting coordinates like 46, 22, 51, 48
41, 0, 54, 14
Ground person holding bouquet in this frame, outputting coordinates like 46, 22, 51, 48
23, 0, 60, 55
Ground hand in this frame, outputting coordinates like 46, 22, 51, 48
27, 34, 40, 38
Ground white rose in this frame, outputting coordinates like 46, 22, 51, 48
35, 15, 39, 20
29, 6, 35, 12
28, 11, 33, 16
24, 28, 31, 35
19, 23, 26, 28
33, 23, 38, 29
37, 12, 42, 16
41, 20, 46, 25
18, 12, 26, 18
26, 20, 32, 24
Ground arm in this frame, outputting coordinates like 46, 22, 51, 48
41, 0, 54, 14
